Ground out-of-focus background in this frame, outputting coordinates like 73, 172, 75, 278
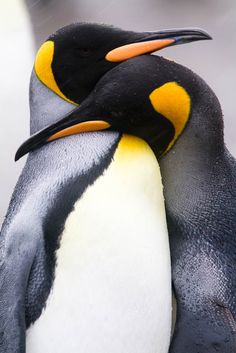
0, 0, 236, 224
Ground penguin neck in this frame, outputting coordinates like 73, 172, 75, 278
159, 85, 226, 217
29, 71, 77, 134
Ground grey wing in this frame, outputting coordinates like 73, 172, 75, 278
0, 162, 43, 353
0, 216, 40, 353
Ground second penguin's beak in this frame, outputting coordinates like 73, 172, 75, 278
105, 28, 211, 62
15, 108, 111, 161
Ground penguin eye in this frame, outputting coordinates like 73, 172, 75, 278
75, 48, 92, 58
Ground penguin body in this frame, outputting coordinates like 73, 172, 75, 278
159, 74, 236, 353
24, 133, 171, 353
1, 68, 172, 352
2, 23, 211, 353
23, 54, 236, 352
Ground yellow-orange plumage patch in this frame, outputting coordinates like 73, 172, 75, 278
34, 41, 77, 106
149, 82, 191, 151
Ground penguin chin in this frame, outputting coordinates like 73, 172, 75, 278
29, 70, 76, 135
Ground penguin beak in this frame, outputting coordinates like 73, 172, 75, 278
106, 28, 211, 62
15, 108, 111, 161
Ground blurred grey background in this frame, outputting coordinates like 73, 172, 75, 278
0, 0, 236, 224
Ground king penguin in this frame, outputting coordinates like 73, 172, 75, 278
0, 23, 209, 353
3, 66, 173, 353
19, 53, 236, 353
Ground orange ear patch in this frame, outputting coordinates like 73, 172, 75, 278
149, 82, 191, 151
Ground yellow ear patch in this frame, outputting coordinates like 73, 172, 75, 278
149, 82, 191, 151
34, 41, 77, 105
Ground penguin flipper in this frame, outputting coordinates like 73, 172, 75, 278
169, 304, 236, 353
0, 221, 40, 353
0, 267, 26, 353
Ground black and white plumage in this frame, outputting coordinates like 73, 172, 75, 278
23, 53, 236, 353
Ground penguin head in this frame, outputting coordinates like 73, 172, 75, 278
34, 22, 211, 105
16, 51, 223, 162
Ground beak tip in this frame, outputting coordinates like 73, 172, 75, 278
15, 145, 28, 161
201, 31, 212, 40
193, 28, 212, 40
172, 28, 212, 46
15, 151, 21, 162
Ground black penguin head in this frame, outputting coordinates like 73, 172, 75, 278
16, 51, 223, 162
34, 22, 211, 105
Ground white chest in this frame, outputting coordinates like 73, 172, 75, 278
26, 135, 171, 353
